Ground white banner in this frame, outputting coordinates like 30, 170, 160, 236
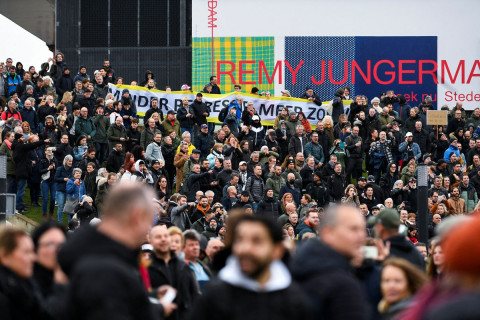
108, 84, 351, 124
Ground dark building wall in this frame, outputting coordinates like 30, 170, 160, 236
56, 0, 191, 88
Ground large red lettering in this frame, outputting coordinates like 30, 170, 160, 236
328, 60, 348, 85
217, 61, 236, 84
311, 60, 326, 85
441, 60, 465, 84
259, 60, 282, 84
373, 60, 395, 85
467, 60, 480, 84
239, 60, 256, 85
398, 60, 416, 84
351, 60, 371, 84
285, 60, 305, 85
419, 60, 438, 84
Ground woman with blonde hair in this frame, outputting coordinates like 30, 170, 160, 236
207, 143, 224, 169
43, 75, 57, 101
378, 258, 427, 319
341, 184, 360, 207
21, 121, 32, 140
322, 115, 335, 144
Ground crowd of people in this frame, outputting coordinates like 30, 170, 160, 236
1, 54, 480, 320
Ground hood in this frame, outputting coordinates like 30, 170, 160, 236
290, 239, 351, 281
58, 226, 138, 276
134, 159, 144, 172
219, 256, 291, 292
144, 70, 154, 80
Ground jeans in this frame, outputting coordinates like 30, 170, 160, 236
16, 179, 27, 210
56, 191, 66, 222
42, 181, 56, 215
29, 182, 41, 204
95, 142, 108, 164
208, 122, 215, 136
7, 175, 16, 194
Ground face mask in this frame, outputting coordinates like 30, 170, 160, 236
289, 179, 295, 185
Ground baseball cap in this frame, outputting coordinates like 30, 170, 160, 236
405, 132, 413, 137
269, 131, 277, 138
239, 161, 247, 166
84, 88, 91, 93
201, 124, 208, 129
181, 84, 191, 90
368, 208, 400, 229
252, 115, 260, 121
122, 89, 129, 94
450, 137, 458, 143
151, 160, 160, 165
409, 177, 417, 182
358, 177, 366, 182
196, 92, 203, 97
192, 149, 201, 154
141, 244, 154, 252
241, 191, 250, 197
167, 110, 176, 115
371, 205, 380, 211
281, 89, 291, 97
367, 175, 375, 182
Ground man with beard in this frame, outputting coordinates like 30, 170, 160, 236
144, 97, 164, 123
146, 132, 165, 164
266, 165, 286, 199
189, 215, 308, 320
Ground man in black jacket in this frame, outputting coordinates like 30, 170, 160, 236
144, 97, 164, 123
13, 134, 49, 213
54, 134, 74, 166
58, 183, 175, 319
328, 163, 346, 202
106, 143, 123, 173
149, 225, 200, 320
190, 214, 309, 320
291, 205, 368, 320
370, 209, 425, 270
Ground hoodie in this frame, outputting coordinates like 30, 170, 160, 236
386, 234, 426, 270
131, 160, 154, 183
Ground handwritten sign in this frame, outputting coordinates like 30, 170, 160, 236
427, 110, 448, 126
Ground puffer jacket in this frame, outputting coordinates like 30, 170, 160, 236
245, 175, 265, 203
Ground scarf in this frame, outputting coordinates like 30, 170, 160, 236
3, 139, 12, 149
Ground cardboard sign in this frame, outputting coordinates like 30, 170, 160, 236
427, 110, 448, 126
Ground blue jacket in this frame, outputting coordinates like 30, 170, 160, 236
66, 178, 87, 199
225, 100, 243, 123
5, 73, 21, 96
398, 141, 421, 161
55, 165, 73, 192
444, 145, 460, 162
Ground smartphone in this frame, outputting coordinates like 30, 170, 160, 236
362, 246, 378, 259
162, 288, 176, 304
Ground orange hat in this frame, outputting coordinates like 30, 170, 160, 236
443, 213, 480, 276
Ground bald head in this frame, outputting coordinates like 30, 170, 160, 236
205, 238, 225, 260
320, 205, 366, 259
286, 203, 296, 214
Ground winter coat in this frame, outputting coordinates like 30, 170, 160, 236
398, 141, 421, 161
170, 203, 192, 231
0, 265, 50, 320
75, 116, 96, 139
328, 173, 347, 202
145, 141, 165, 164
387, 234, 426, 270
93, 83, 108, 99
105, 149, 123, 173
288, 135, 308, 156
148, 251, 199, 319
58, 226, 164, 320
177, 105, 195, 129
256, 194, 283, 220
245, 175, 265, 203
106, 124, 127, 150
304, 141, 324, 164
13, 140, 46, 179
290, 240, 369, 320
191, 99, 209, 125
161, 118, 181, 138
331, 94, 344, 123
369, 140, 394, 169
55, 73, 74, 97
306, 181, 329, 207
279, 184, 301, 206
459, 182, 478, 213
66, 178, 86, 200
92, 115, 110, 144
19, 107, 40, 133
0, 141, 15, 175
285, 117, 300, 136
74, 202, 97, 225
266, 174, 286, 199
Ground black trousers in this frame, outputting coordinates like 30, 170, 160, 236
346, 157, 363, 183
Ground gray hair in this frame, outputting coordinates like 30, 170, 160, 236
296, 125, 304, 130
7, 100, 16, 107
205, 190, 215, 197
97, 168, 106, 177
235, 94, 243, 100
181, 131, 190, 139
393, 180, 403, 189
63, 155, 73, 166
73, 168, 82, 175
320, 204, 362, 234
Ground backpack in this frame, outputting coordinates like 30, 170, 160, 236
218, 106, 228, 122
